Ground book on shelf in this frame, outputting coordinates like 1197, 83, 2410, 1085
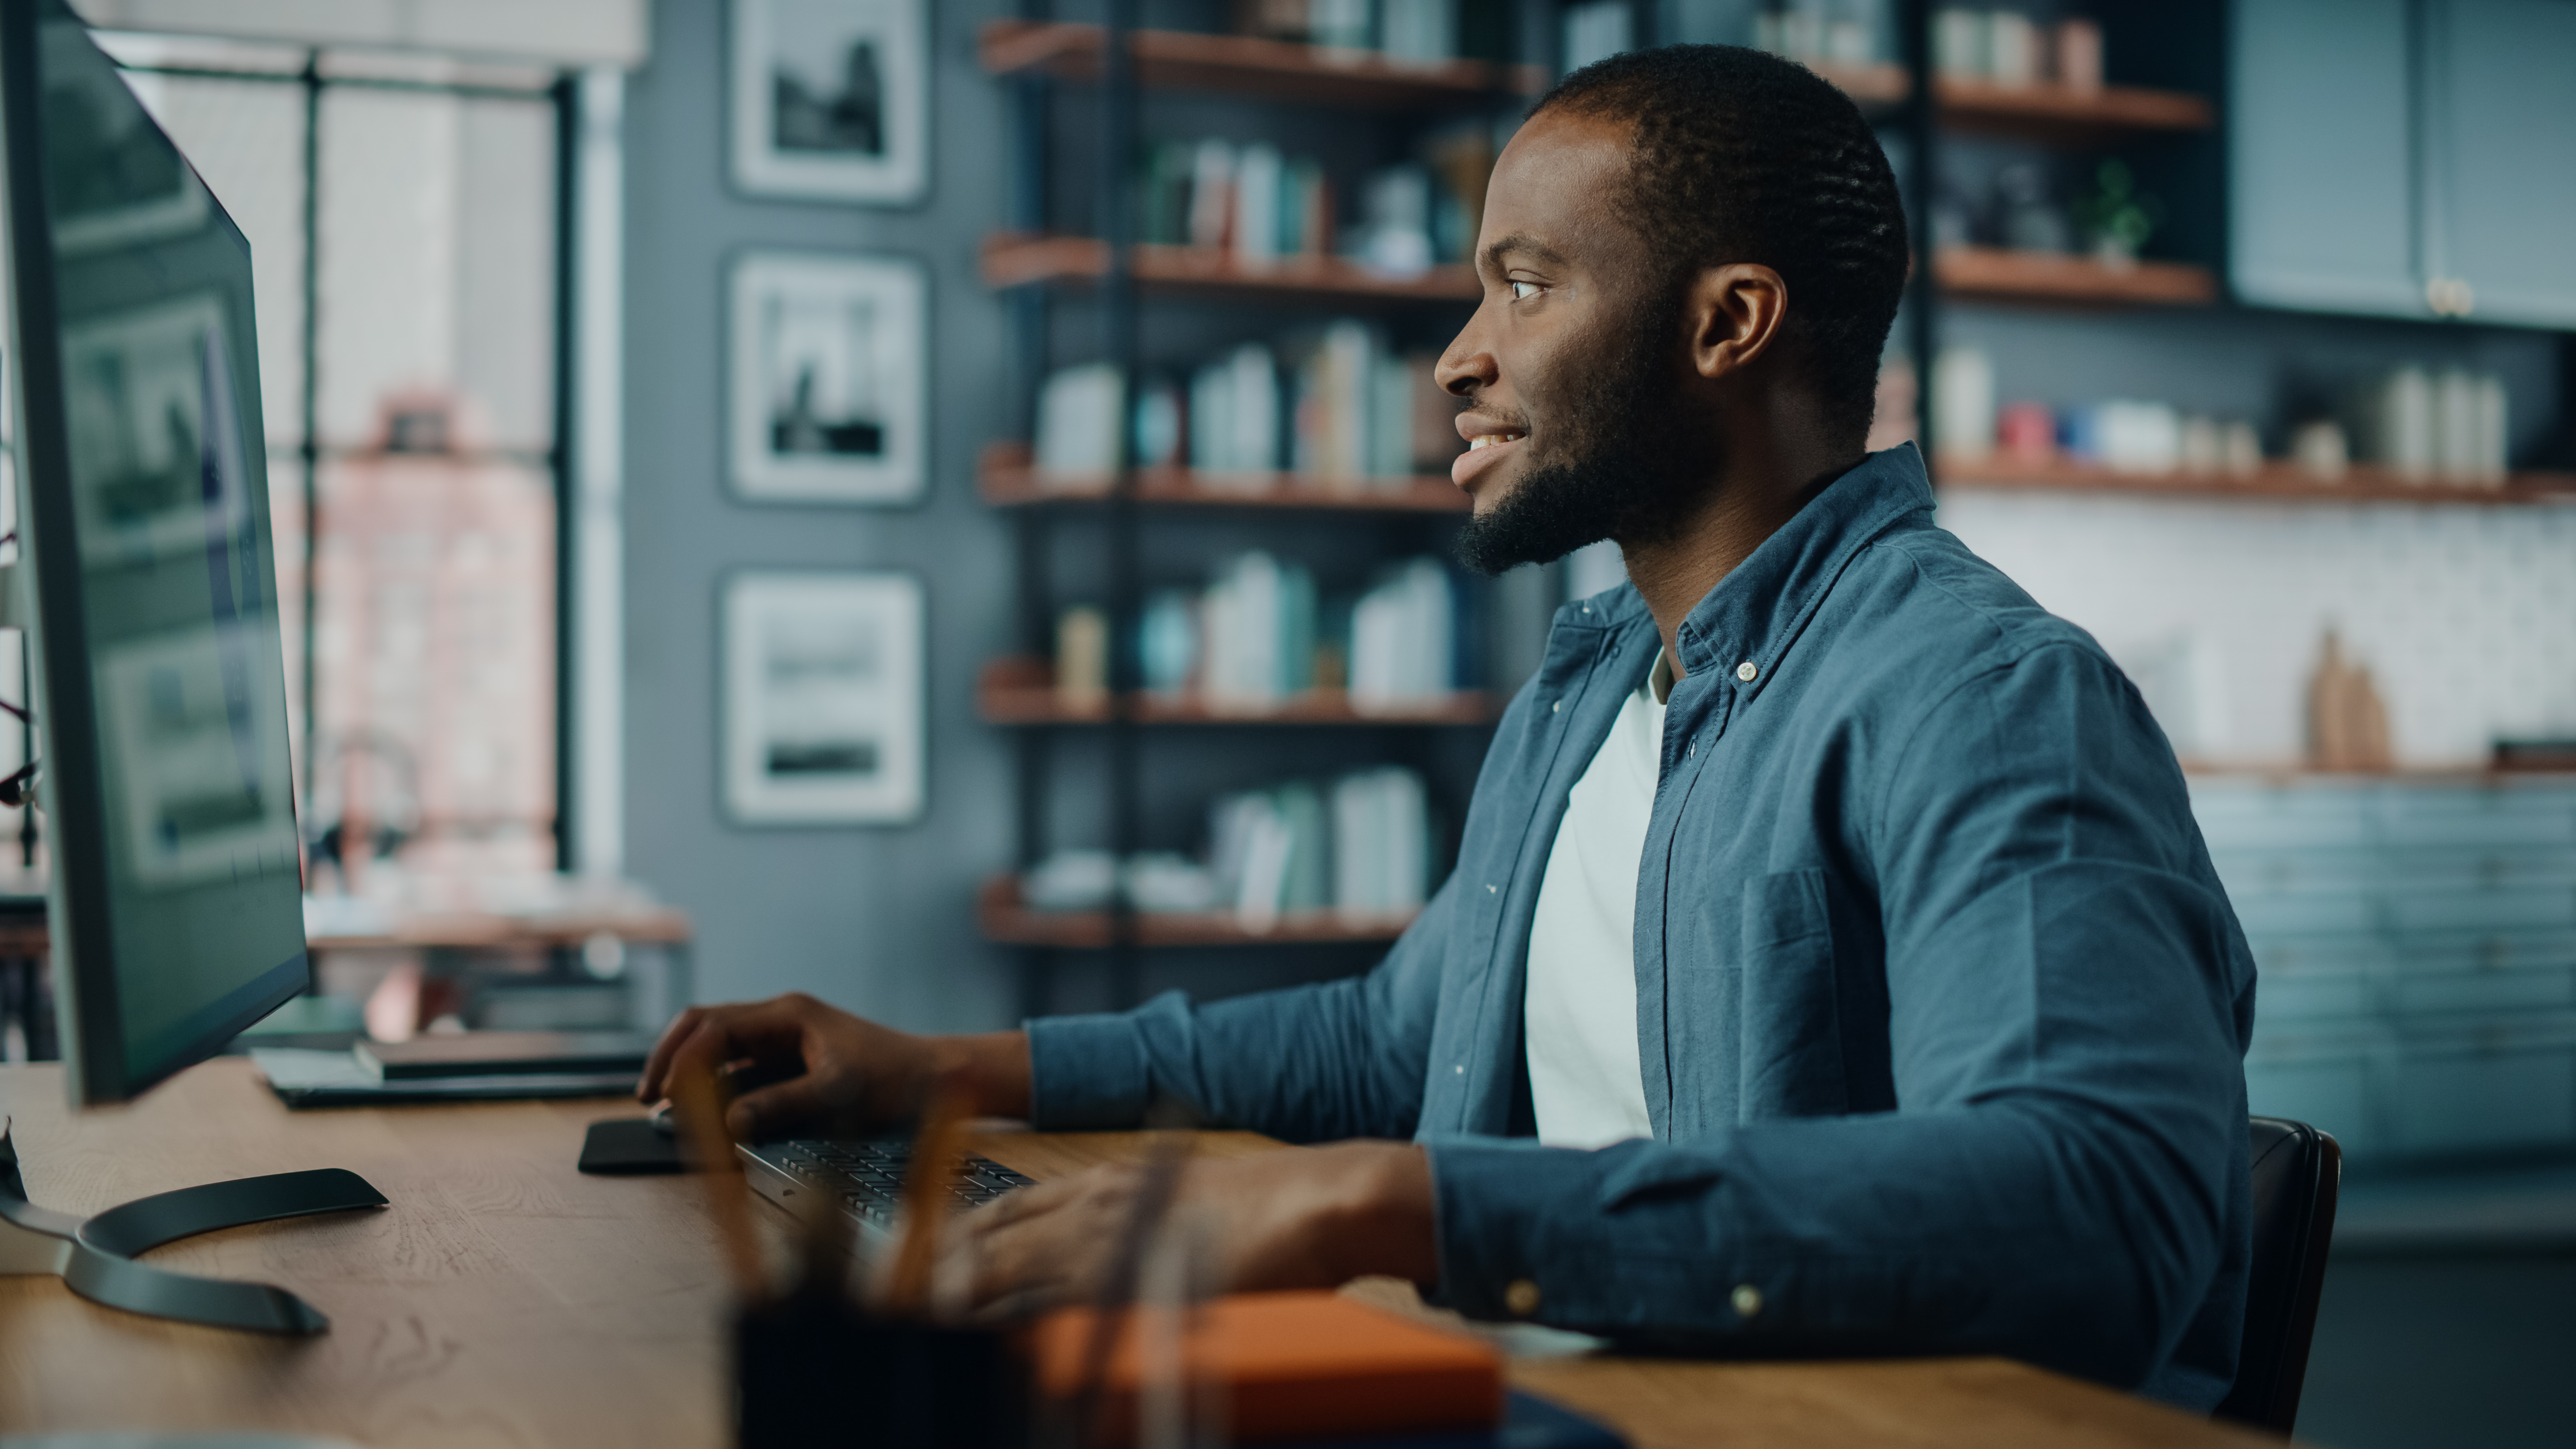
1034, 327, 1462, 493
1056, 550, 1474, 714
1134, 123, 1496, 282
1016, 764, 1432, 934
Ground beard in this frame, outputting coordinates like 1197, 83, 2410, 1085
1453, 292, 1713, 578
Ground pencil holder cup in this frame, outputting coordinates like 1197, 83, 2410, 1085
736, 1292, 1029, 1449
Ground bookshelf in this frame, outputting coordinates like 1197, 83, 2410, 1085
1821, 63, 2215, 142
982, 9, 1506, 1013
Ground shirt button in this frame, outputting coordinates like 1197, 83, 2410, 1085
1732, 1283, 1763, 1318
1486, 883, 1497, 894
1505, 1279, 1542, 1316
1551, 699, 1561, 713
1454, 1064, 1466, 1075
1736, 662, 1759, 682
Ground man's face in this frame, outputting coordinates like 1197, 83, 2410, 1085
1439, 109, 1703, 576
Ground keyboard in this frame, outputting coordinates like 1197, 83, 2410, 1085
736, 1138, 1034, 1240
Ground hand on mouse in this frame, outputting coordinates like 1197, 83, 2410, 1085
636, 993, 1031, 1142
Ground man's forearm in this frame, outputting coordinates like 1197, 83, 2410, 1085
1319, 1142, 1440, 1286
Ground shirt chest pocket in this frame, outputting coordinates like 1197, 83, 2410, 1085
1736, 868, 1850, 1119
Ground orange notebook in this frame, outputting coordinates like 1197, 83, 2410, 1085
1031, 1290, 1505, 1446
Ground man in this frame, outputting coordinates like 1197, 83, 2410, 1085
640, 45, 2256, 1410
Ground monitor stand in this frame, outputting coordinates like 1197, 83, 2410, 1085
0, 1118, 384, 1334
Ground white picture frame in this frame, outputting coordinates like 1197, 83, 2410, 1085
721, 570, 925, 827
728, 251, 927, 506
730, 0, 928, 206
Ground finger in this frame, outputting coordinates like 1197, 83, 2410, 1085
658, 999, 823, 1104
964, 1173, 1084, 1234
727, 1073, 830, 1142
638, 1006, 712, 1101
970, 1211, 1086, 1311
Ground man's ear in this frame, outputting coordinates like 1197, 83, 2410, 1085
1685, 263, 1789, 380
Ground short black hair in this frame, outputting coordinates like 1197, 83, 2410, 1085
1536, 45, 1909, 450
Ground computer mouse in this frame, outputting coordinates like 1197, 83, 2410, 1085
649, 1101, 676, 1138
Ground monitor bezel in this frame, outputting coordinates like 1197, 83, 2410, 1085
0, 0, 309, 1105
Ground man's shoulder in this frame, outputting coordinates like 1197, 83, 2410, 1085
1830, 518, 2118, 685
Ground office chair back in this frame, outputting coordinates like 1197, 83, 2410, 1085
2216, 1116, 2341, 1434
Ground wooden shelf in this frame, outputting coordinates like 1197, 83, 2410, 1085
1941, 454, 2576, 506
1809, 60, 1912, 106
980, 658, 1501, 728
981, 234, 1480, 305
1936, 245, 2217, 306
1936, 76, 2212, 141
1807, 64, 2210, 140
980, 444, 1468, 513
978, 21, 1543, 108
979, 875, 1414, 950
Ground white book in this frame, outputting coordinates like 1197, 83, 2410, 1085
1188, 139, 1236, 251
1228, 343, 1279, 474
1381, 0, 1456, 64
2374, 366, 2435, 481
1205, 552, 1284, 709
1035, 363, 1123, 477
1348, 585, 1402, 710
1233, 795, 1293, 934
1370, 354, 1415, 485
1234, 144, 1283, 269
1332, 772, 1382, 917
1384, 767, 1428, 912
1301, 320, 1377, 485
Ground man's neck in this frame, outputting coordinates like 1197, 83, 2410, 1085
1619, 438, 1860, 679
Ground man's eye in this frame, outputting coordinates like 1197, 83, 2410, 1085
1508, 280, 1540, 301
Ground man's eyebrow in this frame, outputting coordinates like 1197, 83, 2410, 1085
1481, 232, 1568, 271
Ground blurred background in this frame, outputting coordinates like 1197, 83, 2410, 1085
1, 1, 2570, 1443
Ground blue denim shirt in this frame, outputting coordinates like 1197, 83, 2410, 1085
1026, 445, 2256, 1410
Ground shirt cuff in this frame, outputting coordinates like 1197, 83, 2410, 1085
1024, 1012, 1151, 1130
1419, 1136, 1605, 1322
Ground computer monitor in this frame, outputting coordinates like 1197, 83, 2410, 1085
0, 0, 379, 1336
1, 0, 305, 1106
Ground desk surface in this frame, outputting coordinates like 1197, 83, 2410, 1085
0, 1060, 2281, 1449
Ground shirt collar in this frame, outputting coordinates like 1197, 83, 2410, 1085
1668, 443, 1934, 699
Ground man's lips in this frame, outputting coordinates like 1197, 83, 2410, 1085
1451, 417, 1528, 490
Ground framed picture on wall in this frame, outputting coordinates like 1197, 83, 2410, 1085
720, 570, 925, 826
728, 250, 927, 505
730, 0, 928, 205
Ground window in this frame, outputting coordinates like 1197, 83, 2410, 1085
99, 36, 570, 889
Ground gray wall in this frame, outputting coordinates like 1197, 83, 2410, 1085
621, 0, 1020, 1031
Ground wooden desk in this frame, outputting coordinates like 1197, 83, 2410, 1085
0, 1060, 2282, 1448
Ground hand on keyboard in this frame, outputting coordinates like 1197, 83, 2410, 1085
637, 993, 1033, 1142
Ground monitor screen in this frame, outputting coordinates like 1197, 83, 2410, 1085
3, 0, 305, 1102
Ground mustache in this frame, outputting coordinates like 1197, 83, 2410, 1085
1452, 388, 1533, 436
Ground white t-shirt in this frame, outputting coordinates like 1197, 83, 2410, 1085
1523, 652, 1671, 1148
